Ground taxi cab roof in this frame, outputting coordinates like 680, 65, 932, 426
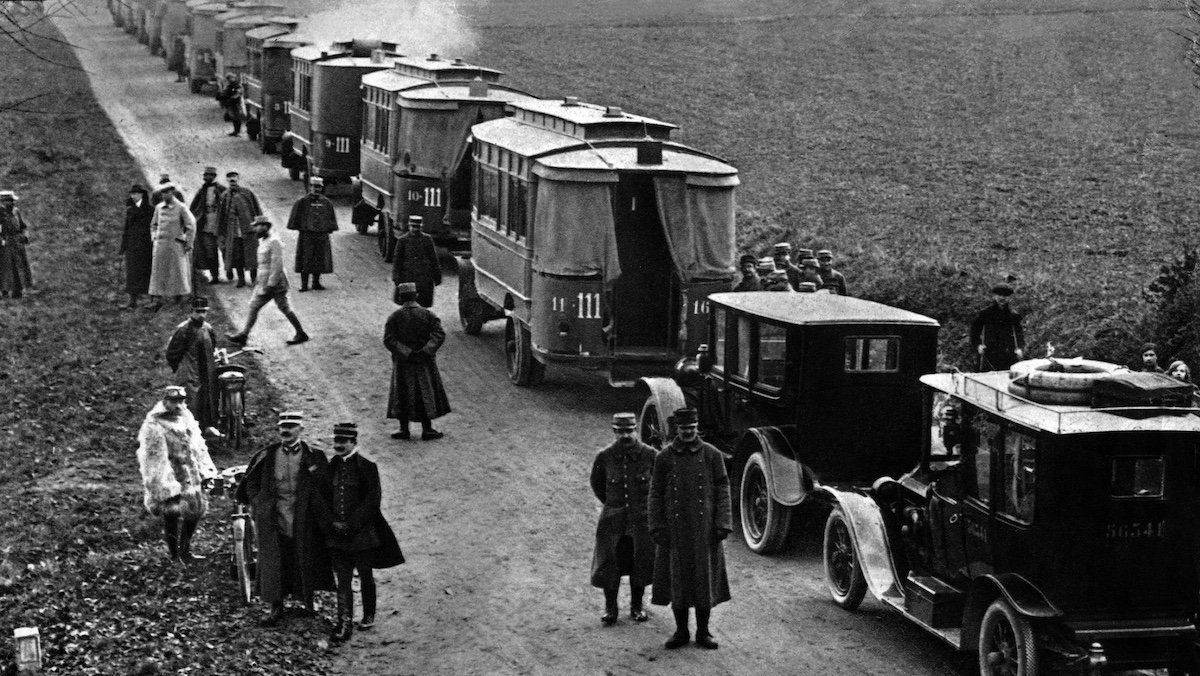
922, 371, 1200, 435
709, 291, 940, 328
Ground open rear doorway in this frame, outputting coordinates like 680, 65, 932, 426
611, 174, 678, 350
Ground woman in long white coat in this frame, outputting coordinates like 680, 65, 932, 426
148, 183, 196, 307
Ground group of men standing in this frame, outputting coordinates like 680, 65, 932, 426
735, 242, 848, 295
590, 408, 732, 650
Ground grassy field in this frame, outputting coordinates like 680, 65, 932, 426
0, 18, 329, 676
470, 0, 1200, 365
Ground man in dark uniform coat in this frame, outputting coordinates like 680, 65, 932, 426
969, 283, 1025, 371
318, 422, 403, 643
187, 166, 226, 285
286, 177, 338, 291
733, 254, 760, 292
771, 242, 802, 291
649, 407, 732, 650
391, 215, 442, 308
121, 183, 154, 308
217, 171, 263, 288
590, 413, 657, 626
236, 411, 334, 627
384, 282, 451, 440
165, 296, 219, 434
816, 248, 848, 296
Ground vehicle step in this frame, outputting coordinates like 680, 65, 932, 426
903, 574, 965, 629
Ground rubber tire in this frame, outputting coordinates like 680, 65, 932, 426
505, 317, 536, 386
979, 598, 1039, 676
740, 452, 793, 555
638, 400, 667, 449
219, 389, 244, 454
823, 505, 867, 609
1006, 383, 1091, 406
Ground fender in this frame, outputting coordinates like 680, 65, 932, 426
961, 573, 1063, 650
816, 486, 905, 603
736, 426, 809, 506
636, 377, 687, 441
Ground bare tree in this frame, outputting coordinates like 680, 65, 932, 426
0, 0, 84, 113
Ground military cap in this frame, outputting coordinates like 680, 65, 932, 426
797, 281, 818, 292
408, 215, 424, 227
672, 407, 699, 426
130, 183, 147, 193
154, 182, 178, 194
333, 422, 358, 441
0, 190, 17, 201
800, 257, 820, 268
251, 215, 272, 226
162, 385, 187, 401
226, 170, 239, 178
612, 413, 637, 430
756, 257, 775, 272
991, 283, 1014, 297
203, 166, 218, 176
796, 248, 815, 259
772, 242, 792, 253
816, 249, 833, 259
309, 176, 324, 187
191, 296, 210, 310
278, 411, 304, 426
396, 281, 417, 295
738, 253, 757, 267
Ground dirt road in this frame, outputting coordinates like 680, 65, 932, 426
56, 6, 964, 674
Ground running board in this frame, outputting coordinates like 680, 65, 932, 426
879, 595, 963, 649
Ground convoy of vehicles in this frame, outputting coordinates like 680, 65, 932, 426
103, 5, 1200, 671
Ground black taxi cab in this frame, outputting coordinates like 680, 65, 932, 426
820, 367, 1200, 674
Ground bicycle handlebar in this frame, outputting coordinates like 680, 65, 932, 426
215, 347, 263, 365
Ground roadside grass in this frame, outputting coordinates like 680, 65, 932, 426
475, 0, 1200, 366
0, 19, 328, 676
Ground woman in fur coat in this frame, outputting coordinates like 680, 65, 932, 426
136, 386, 218, 563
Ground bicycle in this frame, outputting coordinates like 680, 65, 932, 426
206, 465, 258, 605
214, 347, 261, 453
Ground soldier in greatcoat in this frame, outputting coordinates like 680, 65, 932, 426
136, 386, 218, 563
317, 422, 404, 643
187, 166, 225, 285
384, 282, 451, 440
121, 183, 154, 308
649, 407, 732, 650
772, 242, 802, 291
165, 296, 218, 434
590, 413, 657, 626
969, 283, 1025, 370
286, 176, 338, 291
235, 411, 334, 627
0, 190, 33, 299
147, 183, 196, 308
757, 257, 793, 292
216, 171, 263, 287
816, 248, 848, 296
391, 215, 442, 308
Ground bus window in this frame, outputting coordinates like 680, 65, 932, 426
1002, 431, 1036, 523
756, 322, 786, 393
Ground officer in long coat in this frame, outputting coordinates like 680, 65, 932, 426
590, 413, 657, 626
187, 166, 225, 284
286, 176, 338, 291
148, 183, 196, 306
649, 407, 731, 650
317, 422, 404, 643
165, 296, 218, 432
384, 282, 451, 440
121, 183, 154, 308
969, 283, 1025, 371
0, 190, 33, 299
235, 411, 334, 627
216, 171, 263, 287
391, 215, 442, 308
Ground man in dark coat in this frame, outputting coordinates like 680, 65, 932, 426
235, 411, 334, 627
317, 422, 404, 643
732, 254, 760, 292
590, 413, 657, 626
165, 296, 219, 434
384, 282, 451, 440
969, 283, 1026, 371
188, 166, 226, 285
220, 73, 244, 137
286, 176, 338, 291
772, 242, 802, 291
1139, 343, 1165, 373
391, 215, 442, 308
121, 184, 154, 308
649, 407, 731, 650
0, 190, 32, 299
816, 248, 848, 296
216, 171, 263, 288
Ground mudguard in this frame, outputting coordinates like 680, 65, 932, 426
637, 377, 687, 439
961, 573, 1062, 650
818, 486, 904, 602
737, 426, 808, 506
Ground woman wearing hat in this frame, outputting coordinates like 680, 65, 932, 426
147, 183, 197, 309
121, 184, 154, 308
0, 190, 33, 299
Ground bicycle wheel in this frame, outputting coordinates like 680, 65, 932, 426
228, 390, 244, 453
232, 514, 254, 604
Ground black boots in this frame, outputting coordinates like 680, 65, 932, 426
284, 311, 309, 345
260, 603, 285, 628
601, 587, 619, 626
163, 516, 181, 563
331, 611, 353, 643
178, 518, 205, 564
311, 274, 325, 291
694, 608, 717, 649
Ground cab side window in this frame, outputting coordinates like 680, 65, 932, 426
736, 316, 751, 381
845, 336, 899, 373
1001, 431, 1036, 523
964, 411, 1000, 505
756, 322, 786, 393
711, 308, 726, 374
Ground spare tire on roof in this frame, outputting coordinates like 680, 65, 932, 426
1007, 358, 1126, 405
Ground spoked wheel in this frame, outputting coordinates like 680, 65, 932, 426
504, 317, 544, 386
822, 505, 867, 609
638, 400, 666, 449
979, 599, 1038, 676
231, 512, 257, 604
220, 390, 244, 453
740, 452, 793, 554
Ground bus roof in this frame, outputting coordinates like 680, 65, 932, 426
396, 82, 538, 105
710, 291, 940, 327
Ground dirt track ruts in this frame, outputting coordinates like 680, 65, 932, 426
56, 5, 965, 674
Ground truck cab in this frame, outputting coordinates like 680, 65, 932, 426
822, 369, 1200, 673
